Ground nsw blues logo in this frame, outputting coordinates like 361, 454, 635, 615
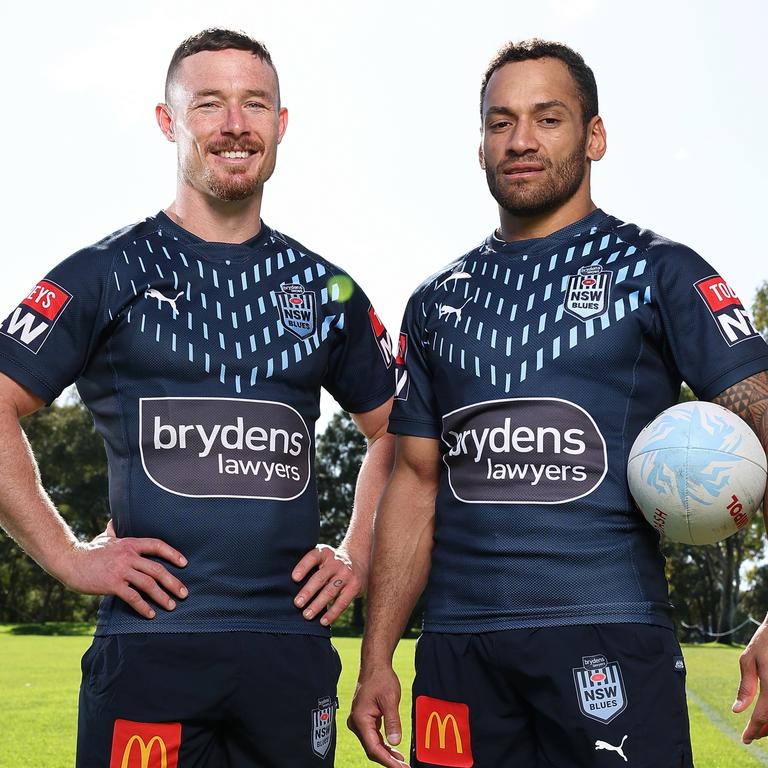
564, 265, 613, 321
573, 654, 627, 724
277, 282, 316, 339
311, 697, 335, 759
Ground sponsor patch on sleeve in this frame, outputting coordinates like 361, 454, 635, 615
694, 276, 760, 346
368, 305, 393, 368
0, 280, 73, 354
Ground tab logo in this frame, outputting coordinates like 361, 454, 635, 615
368, 305, 393, 368
109, 719, 181, 768
0, 279, 72, 353
415, 696, 473, 767
695, 276, 760, 346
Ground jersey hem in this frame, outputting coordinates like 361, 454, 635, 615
423, 608, 674, 633
339, 381, 395, 415
94, 622, 332, 637
0, 352, 59, 404
388, 416, 441, 439
695, 354, 768, 401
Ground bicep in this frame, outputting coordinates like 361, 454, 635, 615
392, 435, 441, 495
350, 397, 393, 443
0, 372, 47, 419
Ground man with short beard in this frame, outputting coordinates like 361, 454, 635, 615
0, 29, 394, 767
349, 40, 768, 767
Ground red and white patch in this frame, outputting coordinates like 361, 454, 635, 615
22, 280, 72, 321
109, 719, 181, 768
415, 695, 473, 767
0, 279, 72, 354
368, 305, 393, 368
694, 276, 760, 346
394, 333, 410, 401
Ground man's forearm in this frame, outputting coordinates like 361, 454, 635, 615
361, 464, 437, 668
339, 431, 396, 575
0, 405, 78, 582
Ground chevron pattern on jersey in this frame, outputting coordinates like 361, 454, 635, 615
425, 230, 650, 390
110, 231, 345, 394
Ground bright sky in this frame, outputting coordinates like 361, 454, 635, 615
1, 0, 765, 425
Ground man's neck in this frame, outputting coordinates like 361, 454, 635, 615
164, 187, 265, 244
497, 195, 598, 243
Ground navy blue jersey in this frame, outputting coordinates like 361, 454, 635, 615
390, 209, 768, 632
0, 213, 394, 635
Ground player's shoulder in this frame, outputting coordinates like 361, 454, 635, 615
406, 243, 484, 304
57, 215, 164, 273
263, 226, 354, 279
598, 213, 700, 262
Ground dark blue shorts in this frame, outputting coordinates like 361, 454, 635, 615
411, 624, 693, 768
76, 633, 340, 767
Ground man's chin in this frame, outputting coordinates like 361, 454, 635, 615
206, 176, 261, 202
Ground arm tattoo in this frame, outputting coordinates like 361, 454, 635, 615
712, 370, 768, 445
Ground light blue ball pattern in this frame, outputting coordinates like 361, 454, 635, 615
638, 404, 743, 509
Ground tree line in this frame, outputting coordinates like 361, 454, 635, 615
1, 283, 767, 641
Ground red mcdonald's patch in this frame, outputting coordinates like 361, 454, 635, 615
109, 719, 181, 768
415, 695, 473, 767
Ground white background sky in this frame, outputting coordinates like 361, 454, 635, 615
1, 0, 765, 425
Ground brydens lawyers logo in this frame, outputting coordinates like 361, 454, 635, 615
368, 305, 393, 368
394, 333, 409, 401
109, 719, 181, 768
695, 276, 760, 346
139, 397, 311, 499
442, 398, 607, 505
415, 696, 473, 767
0, 279, 72, 353
573, 654, 628, 724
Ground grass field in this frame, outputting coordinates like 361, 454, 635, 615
2, 626, 768, 767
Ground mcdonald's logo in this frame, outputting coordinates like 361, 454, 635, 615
109, 719, 181, 768
415, 695, 473, 767
425, 712, 462, 752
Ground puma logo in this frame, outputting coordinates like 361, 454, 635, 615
438, 299, 472, 322
437, 271, 472, 290
145, 288, 184, 317
595, 735, 628, 762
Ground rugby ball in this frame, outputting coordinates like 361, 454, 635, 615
627, 401, 767, 545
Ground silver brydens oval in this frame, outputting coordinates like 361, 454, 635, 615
441, 397, 607, 504
139, 397, 311, 499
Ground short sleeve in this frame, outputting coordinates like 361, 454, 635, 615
0, 248, 111, 403
388, 289, 441, 438
321, 277, 394, 414
652, 244, 768, 400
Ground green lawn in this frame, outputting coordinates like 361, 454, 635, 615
1, 627, 767, 767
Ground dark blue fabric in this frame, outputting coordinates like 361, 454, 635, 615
76, 633, 341, 767
0, 214, 394, 635
390, 210, 768, 632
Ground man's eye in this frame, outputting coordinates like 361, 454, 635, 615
541, 118, 561, 126
490, 121, 511, 130
246, 102, 267, 110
